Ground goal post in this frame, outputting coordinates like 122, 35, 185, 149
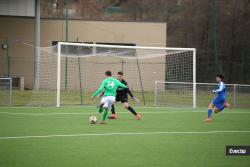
193, 49, 196, 108
56, 43, 61, 107
31, 42, 196, 107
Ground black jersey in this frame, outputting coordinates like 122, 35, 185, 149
116, 79, 134, 98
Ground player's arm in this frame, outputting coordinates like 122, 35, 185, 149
213, 82, 223, 93
99, 91, 105, 98
126, 85, 140, 102
116, 80, 127, 89
92, 81, 105, 98
126, 85, 134, 98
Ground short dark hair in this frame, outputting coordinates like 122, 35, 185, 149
105, 71, 112, 76
216, 73, 224, 81
117, 71, 123, 75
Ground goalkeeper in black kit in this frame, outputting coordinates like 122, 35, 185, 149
99, 71, 141, 120
109, 71, 141, 120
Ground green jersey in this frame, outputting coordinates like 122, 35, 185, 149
92, 77, 127, 97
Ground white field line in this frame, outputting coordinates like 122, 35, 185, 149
0, 131, 250, 140
0, 111, 250, 116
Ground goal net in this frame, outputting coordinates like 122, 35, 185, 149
0, 78, 12, 106
30, 42, 196, 107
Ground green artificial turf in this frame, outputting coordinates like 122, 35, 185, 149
0, 106, 249, 167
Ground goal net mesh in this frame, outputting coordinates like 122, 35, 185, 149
0, 78, 12, 106
30, 43, 194, 106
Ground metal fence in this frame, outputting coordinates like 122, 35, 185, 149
155, 81, 250, 108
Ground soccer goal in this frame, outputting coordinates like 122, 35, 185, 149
0, 78, 12, 106
31, 42, 196, 107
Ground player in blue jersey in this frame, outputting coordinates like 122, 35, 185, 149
204, 74, 231, 122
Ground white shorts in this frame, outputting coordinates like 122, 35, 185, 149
100, 96, 115, 109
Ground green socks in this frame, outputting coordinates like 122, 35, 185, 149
102, 108, 109, 121
99, 107, 103, 113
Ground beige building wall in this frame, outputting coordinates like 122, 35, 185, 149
0, 16, 166, 91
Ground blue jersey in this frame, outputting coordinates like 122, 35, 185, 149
214, 81, 226, 99
212, 81, 227, 111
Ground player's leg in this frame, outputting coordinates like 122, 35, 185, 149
100, 107, 109, 124
108, 104, 118, 119
214, 105, 223, 113
99, 97, 109, 124
111, 104, 115, 114
98, 98, 105, 113
98, 103, 104, 113
204, 102, 214, 122
122, 101, 141, 120
213, 98, 226, 113
224, 101, 232, 109
99, 105, 109, 124
204, 98, 227, 122
108, 97, 120, 119
100, 96, 116, 124
204, 96, 219, 122
214, 100, 231, 114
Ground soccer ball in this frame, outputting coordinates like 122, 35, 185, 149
89, 115, 97, 124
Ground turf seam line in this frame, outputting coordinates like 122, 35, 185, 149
0, 131, 250, 140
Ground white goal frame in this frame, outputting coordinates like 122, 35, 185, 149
56, 42, 196, 107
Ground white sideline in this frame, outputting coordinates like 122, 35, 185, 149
0, 111, 250, 116
0, 131, 250, 140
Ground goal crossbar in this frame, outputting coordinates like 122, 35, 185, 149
58, 42, 196, 51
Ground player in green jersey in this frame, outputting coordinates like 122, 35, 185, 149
92, 71, 127, 124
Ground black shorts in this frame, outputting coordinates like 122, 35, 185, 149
116, 95, 128, 103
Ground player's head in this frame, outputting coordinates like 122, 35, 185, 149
216, 74, 224, 82
117, 71, 123, 81
105, 71, 112, 77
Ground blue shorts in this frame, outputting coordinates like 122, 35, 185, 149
212, 96, 225, 111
